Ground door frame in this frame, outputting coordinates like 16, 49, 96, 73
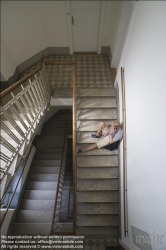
65, 1, 106, 54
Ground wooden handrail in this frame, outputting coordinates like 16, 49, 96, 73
121, 67, 128, 237
0, 55, 45, 99
72, 63, 77, 235
50, 122, 69, 234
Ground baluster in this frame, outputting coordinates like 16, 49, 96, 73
10, 105, 28, 131
21, 85, 37, 118
1, 136, 24, 159
28, 80, 40, 113
1, 122, 20, 144
35, 74, 45, 105
10, 92, 31, 128
2, 112, 26, 138
0, 152, 11, 164
19, 93, 34, 122
29, 79, 42, 109
39, 71, 47, 101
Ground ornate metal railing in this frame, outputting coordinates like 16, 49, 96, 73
0, 56, 51, 203
0, 57, 77, 235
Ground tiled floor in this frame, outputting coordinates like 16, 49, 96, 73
20, 55, 113, 98
83, 238, 118, 250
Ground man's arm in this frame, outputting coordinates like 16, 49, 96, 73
103, 126, 114, 137
109, 134, 115, 143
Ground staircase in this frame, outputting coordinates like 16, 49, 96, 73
76, 87, 119, 245
12, 111, 72, 235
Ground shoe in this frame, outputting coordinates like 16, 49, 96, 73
77, 149, 82, 153
90, 134, 100, 138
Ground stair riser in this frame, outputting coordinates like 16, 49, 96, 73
77, 215, 118, 226
77, 191, 118, 202
34, 160, 61, 167
30, 174, 58, 182
76, 226, 118, 237
37, 149, 63, 154
20, 200, 55, 210
77, 203, 118, 214
77, 179, 118, 190
32, 167, 60, 174
24, 191, 56, 200
36, 154, 62, 160
77, 156, 118, 167
26, 181, 57, 190
77, 120, 113, 132
16, 211, 53, 223
77, 167, 118, 179
77, 88, 116, 97
12, 223, 52, 235
77, 97, 116, 109
77, 109, 117, 120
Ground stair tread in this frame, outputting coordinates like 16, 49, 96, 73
24, 190, 56, 200
77, 97, 116, 108
20, 199, 55, 210
77, 179, 118, 190
77, 167, 118, 179
29, 173, 59, 182
77, 143, 118, 155
26, 181, 57, 190
77, 109, 117, 120
77, 191, 118, 207
77, 214, 118, 226
77, 88, 116, 97
36, 154, 62, 160
77, 155, 118, 167
77, 120, 114, 132
12, 223, 52, 235
32, 166, 60, 174
77, 202, 118, 214
16, 210, 53, 223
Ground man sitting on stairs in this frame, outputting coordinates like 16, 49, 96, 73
77, 120, 122, 153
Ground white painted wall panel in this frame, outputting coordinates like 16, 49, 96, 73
116, 2, 166, 249
37, 1, 68, 47
102, 1, 122, 49
1, 38, 17, 81
1, 1, 68, 79
1, 1, 47, 66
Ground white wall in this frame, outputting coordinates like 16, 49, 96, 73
37, 1, 68, 47
111, 1, 133, 69
102, 1, 122, 50
1, 1, 68, 80
116, 2, 166, 250
1, 37, 17, 81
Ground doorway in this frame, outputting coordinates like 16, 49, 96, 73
70, 1, 101, 52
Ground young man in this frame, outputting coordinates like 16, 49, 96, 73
77, 120, 122, 153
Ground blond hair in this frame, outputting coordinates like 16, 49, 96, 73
112, 120, 121, 128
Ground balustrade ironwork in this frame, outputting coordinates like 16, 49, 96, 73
0, 62, 50, 202
0, 57, 77, 235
